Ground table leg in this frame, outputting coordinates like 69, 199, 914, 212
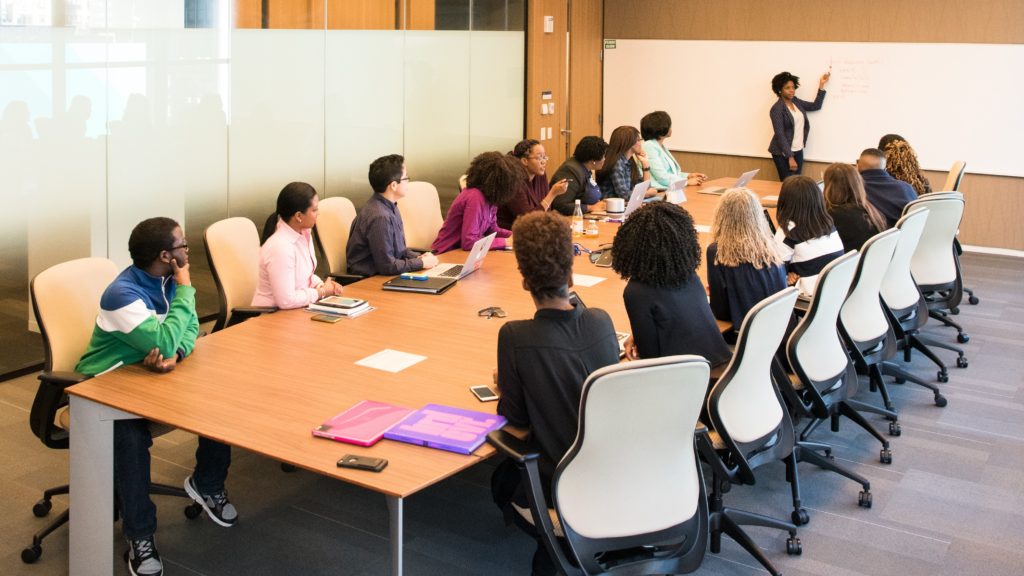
386, 495, 404, 576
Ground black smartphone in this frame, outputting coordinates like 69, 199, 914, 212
337, 454, 388, 472
470, 385, 499, 402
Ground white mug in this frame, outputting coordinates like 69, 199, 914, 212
605, 197, 625, 213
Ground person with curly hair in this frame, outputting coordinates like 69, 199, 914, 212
611, 202, 731, 367
774, 175, 845, 296
431, 151, 522, 253
496, 139, 569, 230
707, 189, 788, 335
768, 70, 830, 180
640, 111, 707, 190
823, 163, 886, 252
881, 138, 933, 196
596, 125, 652, 200
492, 211, 620, 576
550, 135, 608, 215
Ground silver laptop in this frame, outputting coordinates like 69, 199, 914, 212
700, 168, 760, 195
622, 180, 652, 218
423, 233, 496, 279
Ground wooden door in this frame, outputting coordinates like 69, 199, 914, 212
526, 0, 569, 167
566, 0, 603, 155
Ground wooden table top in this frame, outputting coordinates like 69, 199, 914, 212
67, 178, 781, 499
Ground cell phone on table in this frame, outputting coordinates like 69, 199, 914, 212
337, 454, 388, 472
470, 385, 499, 402
311, 314, 343, 323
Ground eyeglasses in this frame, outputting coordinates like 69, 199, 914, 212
168, 242, 189, 253
478, 306, 507, 319
397, 176, 410, 183
528, 155, 549, 161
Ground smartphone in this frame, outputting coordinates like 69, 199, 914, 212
337, 454, 388, 472
318, 296, 366, 309
311, 313, 343, 323
470, 385, 499, 402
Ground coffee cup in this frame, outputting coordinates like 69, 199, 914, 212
605, 197, 625, 213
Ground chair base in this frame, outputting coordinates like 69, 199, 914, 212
709, 506, 798, 576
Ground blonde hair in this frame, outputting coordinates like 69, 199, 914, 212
823, 163, 886, 232
884, 140, 931, 196
712, 188, 782, 269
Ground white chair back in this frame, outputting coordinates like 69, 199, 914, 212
840, 229, 900, 343
790, 252, 860, 383
713, 287, 799, 444
881, 209, 929, 311
942, 160, 966, 192
32, 258, 119, 372
205, 217, 261, 330
556, 356, 708, 539
400, 181, 444, 250
316, 196, 357, 275
905, 193, 964, 287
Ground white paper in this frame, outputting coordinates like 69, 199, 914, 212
694, 224, 711, 233
572, 273, 606, 287
355, 349, 427, 373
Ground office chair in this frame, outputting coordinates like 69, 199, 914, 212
312, 196, 363, 285
22, 258, 198, 564
400, 181, 444, 251
700, 288, 804, 576
784, 251, 887, 499
942, 160, 967, 193
458, 173, 467, 190
882, 209, 967, 384
905, 192, 971, 343
205, 217, 277, 331
487, 356, 711, 576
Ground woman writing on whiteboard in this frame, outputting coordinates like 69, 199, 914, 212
640, 111, 707, 190
768, 70, 830, 180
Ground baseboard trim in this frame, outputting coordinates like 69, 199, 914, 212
961, 245, 1024, 258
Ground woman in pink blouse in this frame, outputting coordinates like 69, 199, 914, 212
431, 152, 522, 254
252, 182, 343, 309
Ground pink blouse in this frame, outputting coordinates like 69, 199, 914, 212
252, 219, 323, 309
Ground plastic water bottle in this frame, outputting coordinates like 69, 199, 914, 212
572, 199, 584, 238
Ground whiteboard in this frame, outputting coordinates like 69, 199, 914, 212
602, 40, 1024, 177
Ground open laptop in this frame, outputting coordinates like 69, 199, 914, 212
621, 180, 652, 219
699, 168, 760, 195
423, 232, 496, 279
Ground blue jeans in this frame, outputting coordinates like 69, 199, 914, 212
114, 418, 231, 539
772, 149, 804, 181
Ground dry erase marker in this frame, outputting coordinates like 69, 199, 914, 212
400, 274, 429, 281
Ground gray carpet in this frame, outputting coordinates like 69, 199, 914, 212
2, 252, 1022, 575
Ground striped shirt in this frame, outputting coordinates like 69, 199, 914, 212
775, 224, 844, 297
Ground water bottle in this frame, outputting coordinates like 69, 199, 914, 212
572, 199, 584, 238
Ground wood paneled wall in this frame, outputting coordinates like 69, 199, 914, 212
567, 0, 603, 153
235, 0, 404, 30
526, 0, 569, 167
605, 0, 1024, 250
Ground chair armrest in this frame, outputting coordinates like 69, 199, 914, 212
695, 426, 737, 489
31, 370, 91, 449
487, 429, 540, 463
39, 370, 90, 388
407, 247, 432, 254
226, 306, 278, 329
329, 273, 365, 286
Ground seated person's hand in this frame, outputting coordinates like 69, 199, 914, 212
787, 271, 800, 286
318, 278, 343, 299
142, 347, 177, 373
622, 335, 639, 361
687, 173, 708, 186
170, 259, 191, 287
421, 252, 439, 269
549, 179, 570, 196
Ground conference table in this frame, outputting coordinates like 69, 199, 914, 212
65, 177, 781, 575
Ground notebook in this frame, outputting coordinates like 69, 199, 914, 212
307, 297, 371, 316
384, 404, 507, 455
423, 233, 497, 279
312, 400, 414, 446
382, 275, 458, 295
699, 168, 760, 195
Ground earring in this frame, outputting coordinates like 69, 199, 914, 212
297, 217, 302, 223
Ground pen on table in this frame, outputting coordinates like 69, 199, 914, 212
400, 274, 429, 281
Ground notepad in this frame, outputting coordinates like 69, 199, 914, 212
355, 349, 427, 373
312, 400, 414, 446
384, 404, 507, 455
572, 273, 606, 287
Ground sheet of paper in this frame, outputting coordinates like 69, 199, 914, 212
355, 349, 427, 373
572, 273, 606, 288
694, 224, 711, 233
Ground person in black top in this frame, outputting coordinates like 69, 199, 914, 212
823, 162, 886, 252
611, 202, 732, 369
857, 148, 918, 227
549, 136, 608, 215
493, 211, 620, 576
707, 188, 788, 338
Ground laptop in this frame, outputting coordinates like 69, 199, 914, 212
699, 168, 760, 195
621, 180, 652, 219
423, 233, 497, 279
382, 275, 458, 295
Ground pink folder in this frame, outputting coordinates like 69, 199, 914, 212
312, 400, 414, 446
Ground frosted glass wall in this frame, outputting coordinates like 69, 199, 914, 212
0, 0, 524, 374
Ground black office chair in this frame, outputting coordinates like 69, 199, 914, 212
488, 356, 711, 576
22, 258, 198, 565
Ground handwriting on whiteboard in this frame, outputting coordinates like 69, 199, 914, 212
832, 57, 880, 99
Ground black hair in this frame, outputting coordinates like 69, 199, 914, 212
611, 202, 702, 288
262, 182, 318, 244
776, 175, 835, 243
596, 125, 640, 184
771, 71, 800, 96
129, 217, 180, 268
465, 151, 524, 207
878, 134, 906, 151
368, 154, 405, 194
510, 139, 541, 159
572, 136, 609, 164
512, 211, 573, 300
640, 111, 672, 141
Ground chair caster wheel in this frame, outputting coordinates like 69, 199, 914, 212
858, 490, 873, 508
968, 295, 980, 305
951, 307, 960, 315
934, 394, 948, 407
21, 545, 42, 564
32, 499, 52, 517
957, 333, 969, 343
889, 421, 902, 436
792, 508, 810, 526
880, 448, 893, 464
786, 537, 803, 555
184, 502, 203, 519
957, 357, 968, 369
937, 371, 949, 383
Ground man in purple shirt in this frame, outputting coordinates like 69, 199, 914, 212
346, 155, 439, 276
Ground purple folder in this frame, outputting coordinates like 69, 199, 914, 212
312, 400, 414, 446
384, 404, 507, 455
